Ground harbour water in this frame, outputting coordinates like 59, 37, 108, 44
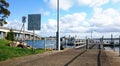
104, 46, 120, 53
25, 40, 56, 49
25, 40, 73, 49
25, 40, 120, 53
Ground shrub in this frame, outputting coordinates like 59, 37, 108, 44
6, 28, 15, 41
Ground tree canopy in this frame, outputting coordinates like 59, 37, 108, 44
0, 0, 10, 26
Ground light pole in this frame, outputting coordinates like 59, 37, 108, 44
91, 31, 92, 40
91, 30, 96, 44
91, 30, 93, 44
56, 0, 60, 51
119, 35, 120, 56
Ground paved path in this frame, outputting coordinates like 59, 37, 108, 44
0, 44, 111, 66
105, 50, 120, 66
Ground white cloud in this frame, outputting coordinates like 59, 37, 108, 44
61, 12, 87, 27
39, 12, 89, 35
82, 21, 90, 27
60, 0, 73, 10
4, 20, 23, 30
90, 7, 120, 32
44, 0, 74, 11
111, 0, 120, 3
46, 19, 57, 30
44, 0, 112, 11
77, 0, 109, 8
38, 8, 50, 16
60, 12, 89, 32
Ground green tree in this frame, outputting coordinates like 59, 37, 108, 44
6, 29, 15, 41
0, 0, 10, 26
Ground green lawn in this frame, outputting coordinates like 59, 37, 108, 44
0, 39, 45, 61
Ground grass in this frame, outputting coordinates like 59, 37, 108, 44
0, 39, 45, 61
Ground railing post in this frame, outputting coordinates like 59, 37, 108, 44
86, 36, 88, 49
119, 36, 120, 56
44, 37, 46, 51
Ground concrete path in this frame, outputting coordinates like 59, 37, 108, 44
105, 50, 120, 66
0, 44, 111, 66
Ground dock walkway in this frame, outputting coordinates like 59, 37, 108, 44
0, 44, 111, 66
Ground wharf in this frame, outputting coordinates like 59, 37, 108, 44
0, 44, 118, 66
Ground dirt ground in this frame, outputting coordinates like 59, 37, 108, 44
105, 50, 120, 66
0, 44, 119, 66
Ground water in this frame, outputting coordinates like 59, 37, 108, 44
96, 39, 120, 53
25, 40, 74, 49
104, 46, 120, 53
25, 40, 56, 49
25, 39, 120, 53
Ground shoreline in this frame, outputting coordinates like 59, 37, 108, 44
0, 48, 71, 63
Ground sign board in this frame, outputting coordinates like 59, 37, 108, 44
28, 14, 41, 30
22, 16, 26, 23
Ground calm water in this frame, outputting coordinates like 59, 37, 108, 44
104, 46, 120, 53
25, 40, 120, 53
25, 40, 73, 49
25, 40, 56, 49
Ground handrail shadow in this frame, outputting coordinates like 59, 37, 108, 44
97, 45, 101, 66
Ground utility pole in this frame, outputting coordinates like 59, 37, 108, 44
56, 0, 60, 51
119, 36, 120, 56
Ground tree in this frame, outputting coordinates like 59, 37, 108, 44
6, 28, 15, 41
0, 0, 10, 26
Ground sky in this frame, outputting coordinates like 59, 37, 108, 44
4, 0, 120, 38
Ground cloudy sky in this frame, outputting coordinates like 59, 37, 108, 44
5, 0, 120, 38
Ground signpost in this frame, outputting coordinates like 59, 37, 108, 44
22, 16, 26, 44
28, 14, 41, 30
16, 16, 26, 43
28, 14, 41, 53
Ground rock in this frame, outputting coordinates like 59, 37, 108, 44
9, 41, 27, 48
27, 45, 32, 49
9, 41, 20, 47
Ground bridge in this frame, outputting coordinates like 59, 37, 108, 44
0, 27, 41, 40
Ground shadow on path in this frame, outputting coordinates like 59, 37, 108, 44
97, 49, 101, 66
64, 50, 87, 66
97, 44, 102, 66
